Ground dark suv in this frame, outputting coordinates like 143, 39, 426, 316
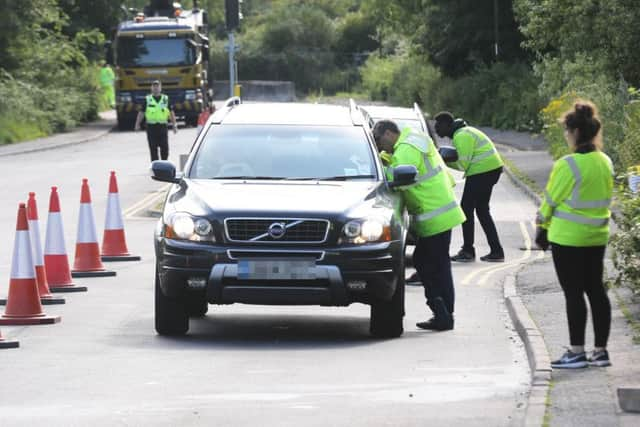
151, 99, 413, 338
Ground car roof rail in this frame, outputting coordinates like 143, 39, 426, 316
224, 96, 242, 108
349, 98, 364, 126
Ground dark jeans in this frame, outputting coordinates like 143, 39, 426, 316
551, 244, 611, 348
461, 167, 503, 256
413, 230, 455, 314
147, 124, 169, 161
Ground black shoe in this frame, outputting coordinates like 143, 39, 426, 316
480, 252, 505, 262
588, 350, 611, 367
416, 317, 454, 331
406, 272, 422, 286
451, 249, 475, 262
551, 349, 588, 369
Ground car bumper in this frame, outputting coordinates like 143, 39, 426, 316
156, 239, 403, 306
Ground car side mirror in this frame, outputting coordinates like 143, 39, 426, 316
438, 146, 459, 163
151, 161, 182, 183
389, 165, 418, 189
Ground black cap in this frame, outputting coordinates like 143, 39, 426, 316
151, 80, 161, 86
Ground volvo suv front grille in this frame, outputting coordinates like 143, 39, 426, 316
224, 218, 330, 244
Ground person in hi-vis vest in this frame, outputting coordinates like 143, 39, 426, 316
535, 101, 614, 369
434, 112, 505, 263
374, 120, 465, 331
135, 80, 178, 162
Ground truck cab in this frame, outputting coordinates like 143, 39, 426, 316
112, 6, 210, 130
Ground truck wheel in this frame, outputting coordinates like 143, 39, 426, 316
185, 115, 198, 127
186, 293, 208, 318
155, 268, 189, 336
370, 259, 405, 339
117, 115, 134, 131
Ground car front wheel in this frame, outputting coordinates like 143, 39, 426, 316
155, 268, 189, 336
369, 262, 405, 339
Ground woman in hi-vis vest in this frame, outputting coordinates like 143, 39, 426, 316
535, 101, 614, 369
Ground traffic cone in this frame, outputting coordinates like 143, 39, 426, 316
44, 187, 87, 293
101, 171, 141, 262
0, 193, 66, 306
0, 203, 61, 325
0, 328, 19, 349
71, 178, 116, 278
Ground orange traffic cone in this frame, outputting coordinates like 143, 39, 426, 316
0, 328, 19, 349
101, 171, 141, 262
71, 179, 116, 278
1, 193, 66, 306
0, 203, 61, 325
44, 187, 87, 293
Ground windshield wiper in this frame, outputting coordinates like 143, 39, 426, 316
316, 174, 376, 181
210, 176, 288, 180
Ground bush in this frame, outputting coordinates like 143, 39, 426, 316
611, 179, 640, 295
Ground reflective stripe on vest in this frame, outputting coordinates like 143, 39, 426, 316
563, 156, 612, 209
414, 201, 460, 222
544, 191, 557, 208
553, 211, 609, 226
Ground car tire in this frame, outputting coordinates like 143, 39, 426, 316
186, 293, 208, 318
155, 268, 189, 335
369, 258, 405, 339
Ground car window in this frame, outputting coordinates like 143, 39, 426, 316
392, 119, 424, 133
190, 125, 378, 180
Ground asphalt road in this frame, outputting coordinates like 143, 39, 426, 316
0, 124, 538, 426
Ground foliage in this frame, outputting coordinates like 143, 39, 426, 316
611, 177, 640, 295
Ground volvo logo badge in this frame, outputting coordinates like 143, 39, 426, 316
268, 222, 286, 239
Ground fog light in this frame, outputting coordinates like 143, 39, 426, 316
347, 280, 367, 291
187, 277, 207, 289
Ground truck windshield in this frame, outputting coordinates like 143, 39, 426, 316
116, 36, 196, 67
190, 125, 378, 181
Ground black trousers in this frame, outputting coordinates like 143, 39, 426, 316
551, 244, 611, 348
413, 230, 455, 314
147, 124, 169, 161
461, 167, 503, 255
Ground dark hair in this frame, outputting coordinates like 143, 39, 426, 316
434, 111, 454, 125
562, 100, 602, 150
372, 120, 400, 140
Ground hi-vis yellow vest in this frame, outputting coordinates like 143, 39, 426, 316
538, 151, 613, 247
448, 126, 503, 177
145, 95, 170, 124
389, 128, 466, 237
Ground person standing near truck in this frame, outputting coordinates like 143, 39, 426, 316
99, 61, 116, 109
135, 80, 178, 162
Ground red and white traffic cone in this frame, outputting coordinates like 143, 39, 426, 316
0, 328, 19, 349
28, 193, 65, 304
0, 203, 61, 325
71, 178, 116, 278
2, 193, 67, 305
44, 187, 87, 293
101, 171, 141, 262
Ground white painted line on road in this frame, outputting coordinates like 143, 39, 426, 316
461, 221, 532, 286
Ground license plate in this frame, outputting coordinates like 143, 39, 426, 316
237, 259, 316, 280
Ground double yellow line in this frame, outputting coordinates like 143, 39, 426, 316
123, 184, 171, 218
461, 221, 545, 287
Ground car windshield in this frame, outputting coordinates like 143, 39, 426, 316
190, 125, 378, 180
116, 36, 196, 67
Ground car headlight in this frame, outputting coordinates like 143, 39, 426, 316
117, 92, 133, 103
341, 218, 391, 244
164, 213, 216, 242
185, 90, 197, 100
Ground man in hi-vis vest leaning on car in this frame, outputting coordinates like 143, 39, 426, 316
374, 120, 465, 331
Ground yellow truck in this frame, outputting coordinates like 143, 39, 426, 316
112, 3, 210, 130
